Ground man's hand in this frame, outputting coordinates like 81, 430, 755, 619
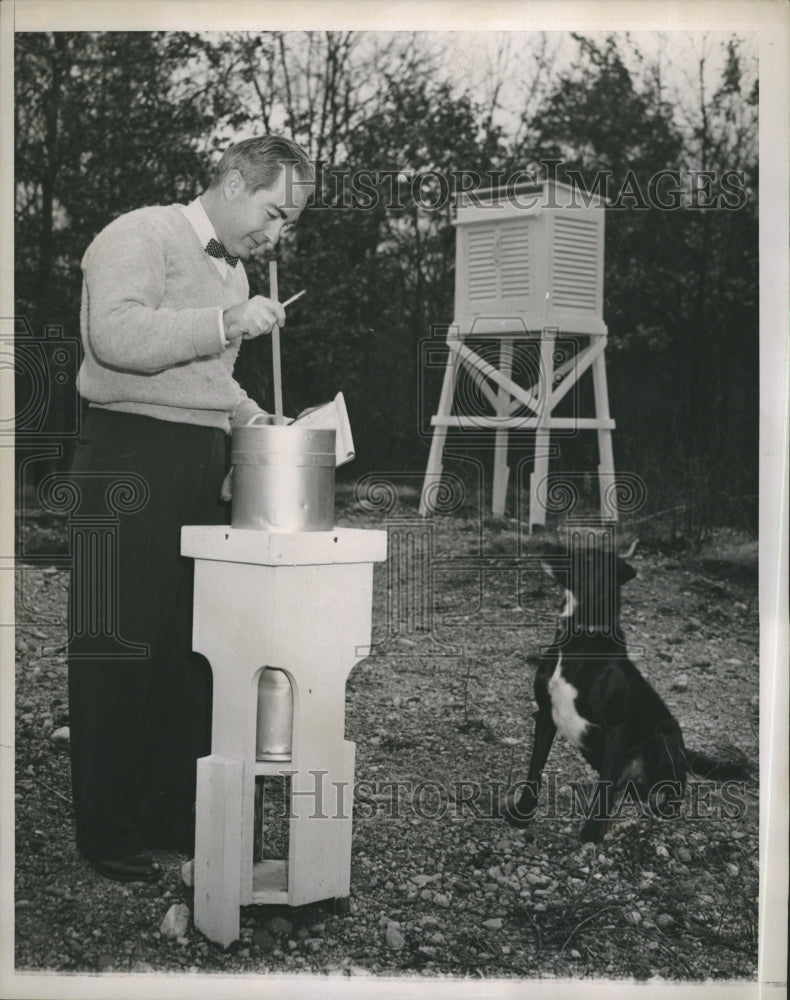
223, 296, 286, 341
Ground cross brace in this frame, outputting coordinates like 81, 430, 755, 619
419, 331, 617, 527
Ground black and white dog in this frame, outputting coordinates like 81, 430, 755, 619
506, 539, 750, 842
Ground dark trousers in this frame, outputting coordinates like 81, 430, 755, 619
67, 409, 228, 859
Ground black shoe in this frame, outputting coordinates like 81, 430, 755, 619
141, 826, 194, 855
90, 853, 162, 883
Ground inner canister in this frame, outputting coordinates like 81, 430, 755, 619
256, 668, 294, 761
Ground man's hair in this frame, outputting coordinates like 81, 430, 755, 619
209, 135, 314, 193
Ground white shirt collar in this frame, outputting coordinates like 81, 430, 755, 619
180, 197, 232, 275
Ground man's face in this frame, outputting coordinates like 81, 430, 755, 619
217, 166, 311, 260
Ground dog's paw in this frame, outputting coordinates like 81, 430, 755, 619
504, 811, 534, 830
504, 786, 539, 828
648, 795, 682, 820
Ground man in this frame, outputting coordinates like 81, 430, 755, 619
68, 136, 313, 882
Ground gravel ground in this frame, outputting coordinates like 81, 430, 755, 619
12, 501, 760, 985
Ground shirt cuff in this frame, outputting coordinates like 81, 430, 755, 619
218, 307, 227, 347
191, 307, 230, 359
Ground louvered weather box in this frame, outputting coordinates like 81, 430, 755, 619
420, 179, 617, 527
454, 180, 606, 337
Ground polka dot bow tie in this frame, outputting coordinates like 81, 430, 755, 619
205, 238, 239, 268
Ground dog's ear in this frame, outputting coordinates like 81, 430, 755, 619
616, 557, 637, 586
538, 542, 567, 586
541, 559, 568, 586
620, 538, 639, 560
541, 560, 557, 581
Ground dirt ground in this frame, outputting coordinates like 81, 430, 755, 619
13, 497, 759, 982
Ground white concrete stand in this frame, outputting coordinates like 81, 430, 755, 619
181, 525, 387, 948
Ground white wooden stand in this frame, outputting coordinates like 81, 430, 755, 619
419, 179, 617, 528
181, 525, 387, 948
419, 327, 617, 527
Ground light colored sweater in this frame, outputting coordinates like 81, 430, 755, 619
77, 204, 263, 434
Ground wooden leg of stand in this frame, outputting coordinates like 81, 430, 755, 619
529, 334, 555, 531
253, 776, 264, 862
420, 336, 461, 516
592, 346, 617, 520
492, 339, 514, 517
194, 754, 244, 949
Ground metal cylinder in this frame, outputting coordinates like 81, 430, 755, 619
231, 424, 336, 532
256, 668, 294, 761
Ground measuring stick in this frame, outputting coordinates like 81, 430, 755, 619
269, 260, 284, 425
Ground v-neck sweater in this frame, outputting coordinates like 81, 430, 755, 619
77, 204, 262, 434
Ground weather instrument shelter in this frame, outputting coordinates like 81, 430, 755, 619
419, 179, 618, 527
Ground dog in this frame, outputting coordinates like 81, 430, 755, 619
505, 538, 750, 842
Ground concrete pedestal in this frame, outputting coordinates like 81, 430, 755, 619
181, 525, 387, 947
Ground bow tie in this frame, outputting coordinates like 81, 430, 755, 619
205, 238, 239, 268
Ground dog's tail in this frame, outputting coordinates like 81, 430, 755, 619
683, 747, 752, 781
